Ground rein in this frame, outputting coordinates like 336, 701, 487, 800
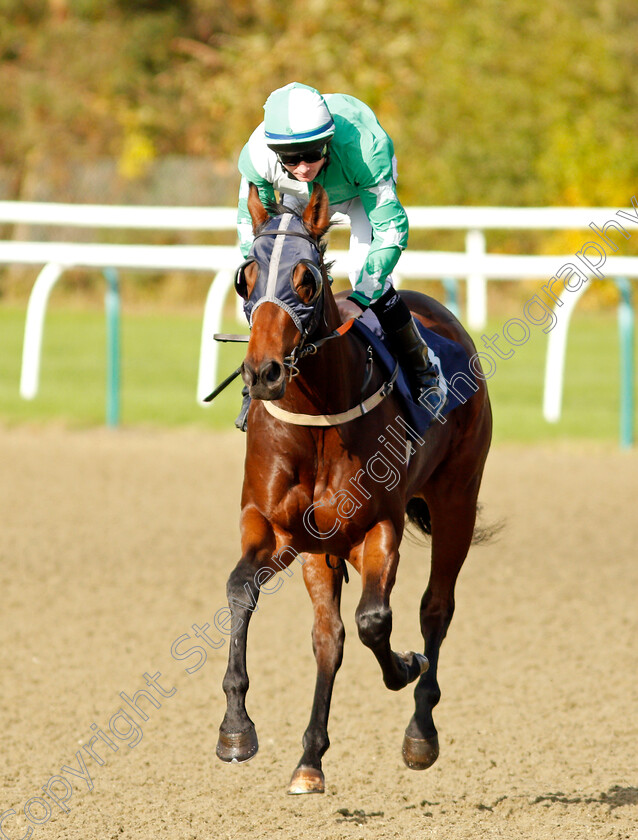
282, 316, 355, 379
268, 314, 400, 428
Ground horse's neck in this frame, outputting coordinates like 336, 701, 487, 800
283, 293, 364, 415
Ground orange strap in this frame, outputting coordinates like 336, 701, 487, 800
336, 318, 355, 336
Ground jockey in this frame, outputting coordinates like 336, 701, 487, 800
234, 81, 440, 431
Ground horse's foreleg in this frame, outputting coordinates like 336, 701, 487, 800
216, 508, 276, 764
289, 554, 345, 795
216, 556, 262, 763
403, 487, 479, 770
355, 521, 429, 692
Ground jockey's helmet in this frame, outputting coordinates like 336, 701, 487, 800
263, 83, 335, 154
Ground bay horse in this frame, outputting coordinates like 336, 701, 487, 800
216, 183, 492, 793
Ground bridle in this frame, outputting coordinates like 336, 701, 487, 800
242, 222, 329, 381
239, 216, 399, 427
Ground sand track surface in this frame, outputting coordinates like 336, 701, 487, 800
1, 427, 636, 839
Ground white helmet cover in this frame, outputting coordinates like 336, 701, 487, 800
263, 82, 335, 149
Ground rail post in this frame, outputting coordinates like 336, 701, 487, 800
20, 262, 66, 399
615, 277, 634, 449
197, 269, 237, 403
442, 276, 460, 318
465, 229, 487, 329
103, 268, 121, 428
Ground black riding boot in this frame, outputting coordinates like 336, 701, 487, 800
387, 318, 445, 414
370, 288, 445, 417
235, 385, 251, 432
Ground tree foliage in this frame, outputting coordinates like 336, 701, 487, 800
1, 0, 637, 207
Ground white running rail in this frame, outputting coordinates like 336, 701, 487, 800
1, 201, 636, 416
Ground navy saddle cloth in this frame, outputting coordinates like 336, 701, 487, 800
350, 309, 475, 439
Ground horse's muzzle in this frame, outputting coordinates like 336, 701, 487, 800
241, 359, 286, 400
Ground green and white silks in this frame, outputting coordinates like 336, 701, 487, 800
237, 93, 409, 306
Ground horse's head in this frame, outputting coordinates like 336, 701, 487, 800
235, 183, 331, 400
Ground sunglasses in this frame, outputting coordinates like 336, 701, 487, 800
278, 148, 326, 166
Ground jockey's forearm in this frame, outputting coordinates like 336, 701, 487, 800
350, 245, 403, 306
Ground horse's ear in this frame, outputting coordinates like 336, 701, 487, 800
247, 183, 271, 232
303, 183, 330, 240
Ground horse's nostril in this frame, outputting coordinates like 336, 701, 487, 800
263, 361, 283, 385
241, 362, 258, 387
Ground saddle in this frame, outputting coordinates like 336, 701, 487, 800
344, 306, 476, 440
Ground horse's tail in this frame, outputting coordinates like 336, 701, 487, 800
405, 497, 432, 539
405, 498, 501, 545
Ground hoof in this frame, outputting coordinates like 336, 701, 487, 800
398, 651, 429, 680
216, 726, 259, 763
413, 652, 429, 676
402, 732, 439, 770
287, 765, 325, 794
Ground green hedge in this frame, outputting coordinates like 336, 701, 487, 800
1, 0, 638, 209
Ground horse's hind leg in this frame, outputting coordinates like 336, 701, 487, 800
289, 554, 345, 795
403, 482, 480, 770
